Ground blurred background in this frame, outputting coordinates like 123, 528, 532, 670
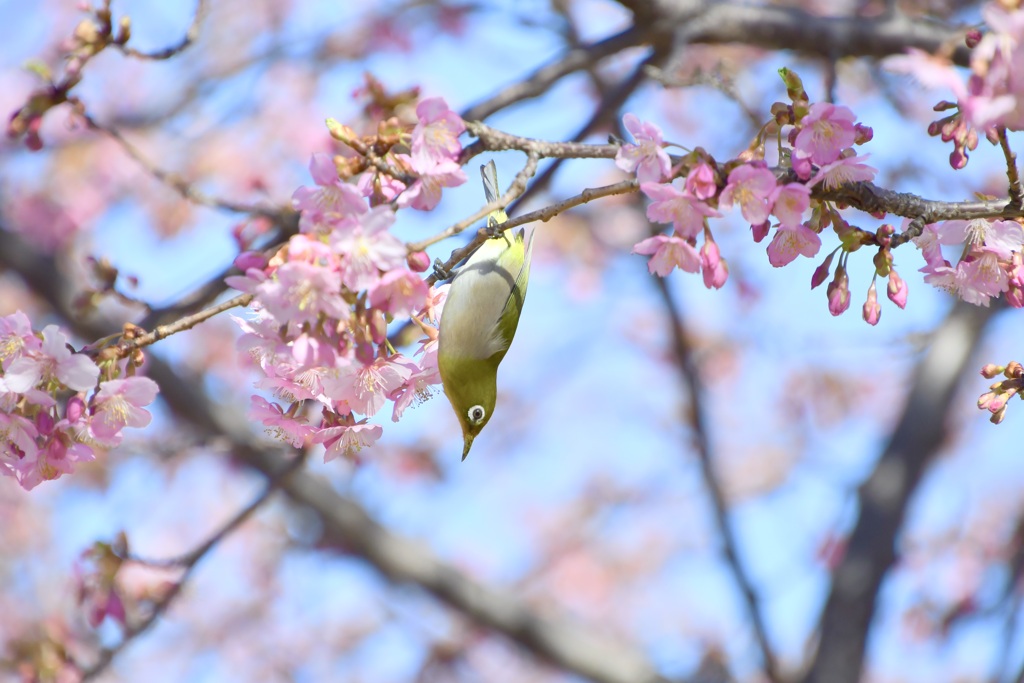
1, 1, 1022, 682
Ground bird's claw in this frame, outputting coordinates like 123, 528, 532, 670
484, 219, 506, 239
432, 258, 451, 281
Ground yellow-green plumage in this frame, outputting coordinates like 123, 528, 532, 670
437, 161, 533, 460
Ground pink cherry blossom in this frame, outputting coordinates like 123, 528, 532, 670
90, 377, 160, 444
938, 218, 1024, 257
958, 252, 1010, 306
315, 419, 383, 463
323, 356, 413, 417
719, 164, 777, 225
250, 395, 315, 447
331, 206, 407, 291
632, 234, 700, 276
17, 437, 95, 491
388, 353, 439, 422
369, 269, 430, 318
258, 260, 349, 327
0, 410, 39, 480
685, 162, 717, 200
4, 325, 99, 393
410, 97, 466, 170
641, 181, 720, 239
912, 221, 945, 270
794, 103, 857, 165
766, 223, 822, 267
0, 311, 40, 370
769, 183, 811, 228
292, 154, 368, 234
357, 166, 409, 202
396, 158, 468, 211
807, 154, 876, 190
615, 114, 671, 184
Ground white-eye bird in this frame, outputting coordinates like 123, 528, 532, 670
437, 161, 533, 460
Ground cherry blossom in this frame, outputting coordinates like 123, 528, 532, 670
615, 114, 671, 184
767, 223, 822, 267
410, 97, 466, 170
90, 377, 160, 444
632, 234, 701, 276
719, 164, 777, 225
641, 181, 720, 239
794, 102, 857, 165
4, 325, 99, 393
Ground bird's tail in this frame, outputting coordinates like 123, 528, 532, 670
480, 160, 509, 227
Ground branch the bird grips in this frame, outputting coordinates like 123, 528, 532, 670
437, 161, 534, 460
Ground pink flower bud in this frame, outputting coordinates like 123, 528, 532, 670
751, 221, 770, 243
234, 251, 268, 272
1007, 285, 1024, 308
887, 270, 908, 309
66, 395, 86, 422
35, 411, 54, 435
862, 281, 881, 326
966, 28, 981, 48
987, 392, 1009, 413
827, 266, 850, 316
981, 364, 1005, 379
355, 341, 375, 366
700, 238, 728, 290
854, 123, 873, 145
407, 251, 431, 273
811, 252, 835, 289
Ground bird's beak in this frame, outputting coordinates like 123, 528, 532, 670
461, 434, 475, 461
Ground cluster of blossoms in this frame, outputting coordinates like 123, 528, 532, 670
617, 69, 901, 323
227, 98, 465, 462
913, 217, 1024, 307
979, 361, 1024, 424
0, 312, 159, 490
885, 0, 1024, 169
619, 51, 1024, 326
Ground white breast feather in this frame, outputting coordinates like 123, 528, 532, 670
439, 237, 517, 360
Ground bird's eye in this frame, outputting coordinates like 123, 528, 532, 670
468, 405, 486, 424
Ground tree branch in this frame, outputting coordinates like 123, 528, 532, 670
652, 274, 780, 683
79, 452, 304, 680
803, 300, 998, 683
670, 2, 971, 66
459, 25, 653, 122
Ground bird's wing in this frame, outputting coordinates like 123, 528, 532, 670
494, 228, 532, 357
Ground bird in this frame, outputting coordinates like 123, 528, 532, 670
437, 160, 533, 460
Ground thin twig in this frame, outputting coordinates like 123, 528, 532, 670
424, 179, 637, 286
459, 25, 650, 122
651, 275, 780, 683
79, 452, 305, 680
78, 110, 285, 217
96, 293, 253, 358
998, 127, 1023, 210
117, 0, 207, 60
409, 152, 541, 253
462, 122, 619, 161
510, 46, 667, 213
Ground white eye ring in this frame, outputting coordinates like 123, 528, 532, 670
468, 405, 486, 424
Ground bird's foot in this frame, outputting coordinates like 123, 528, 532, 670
432, 258, 451, 281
